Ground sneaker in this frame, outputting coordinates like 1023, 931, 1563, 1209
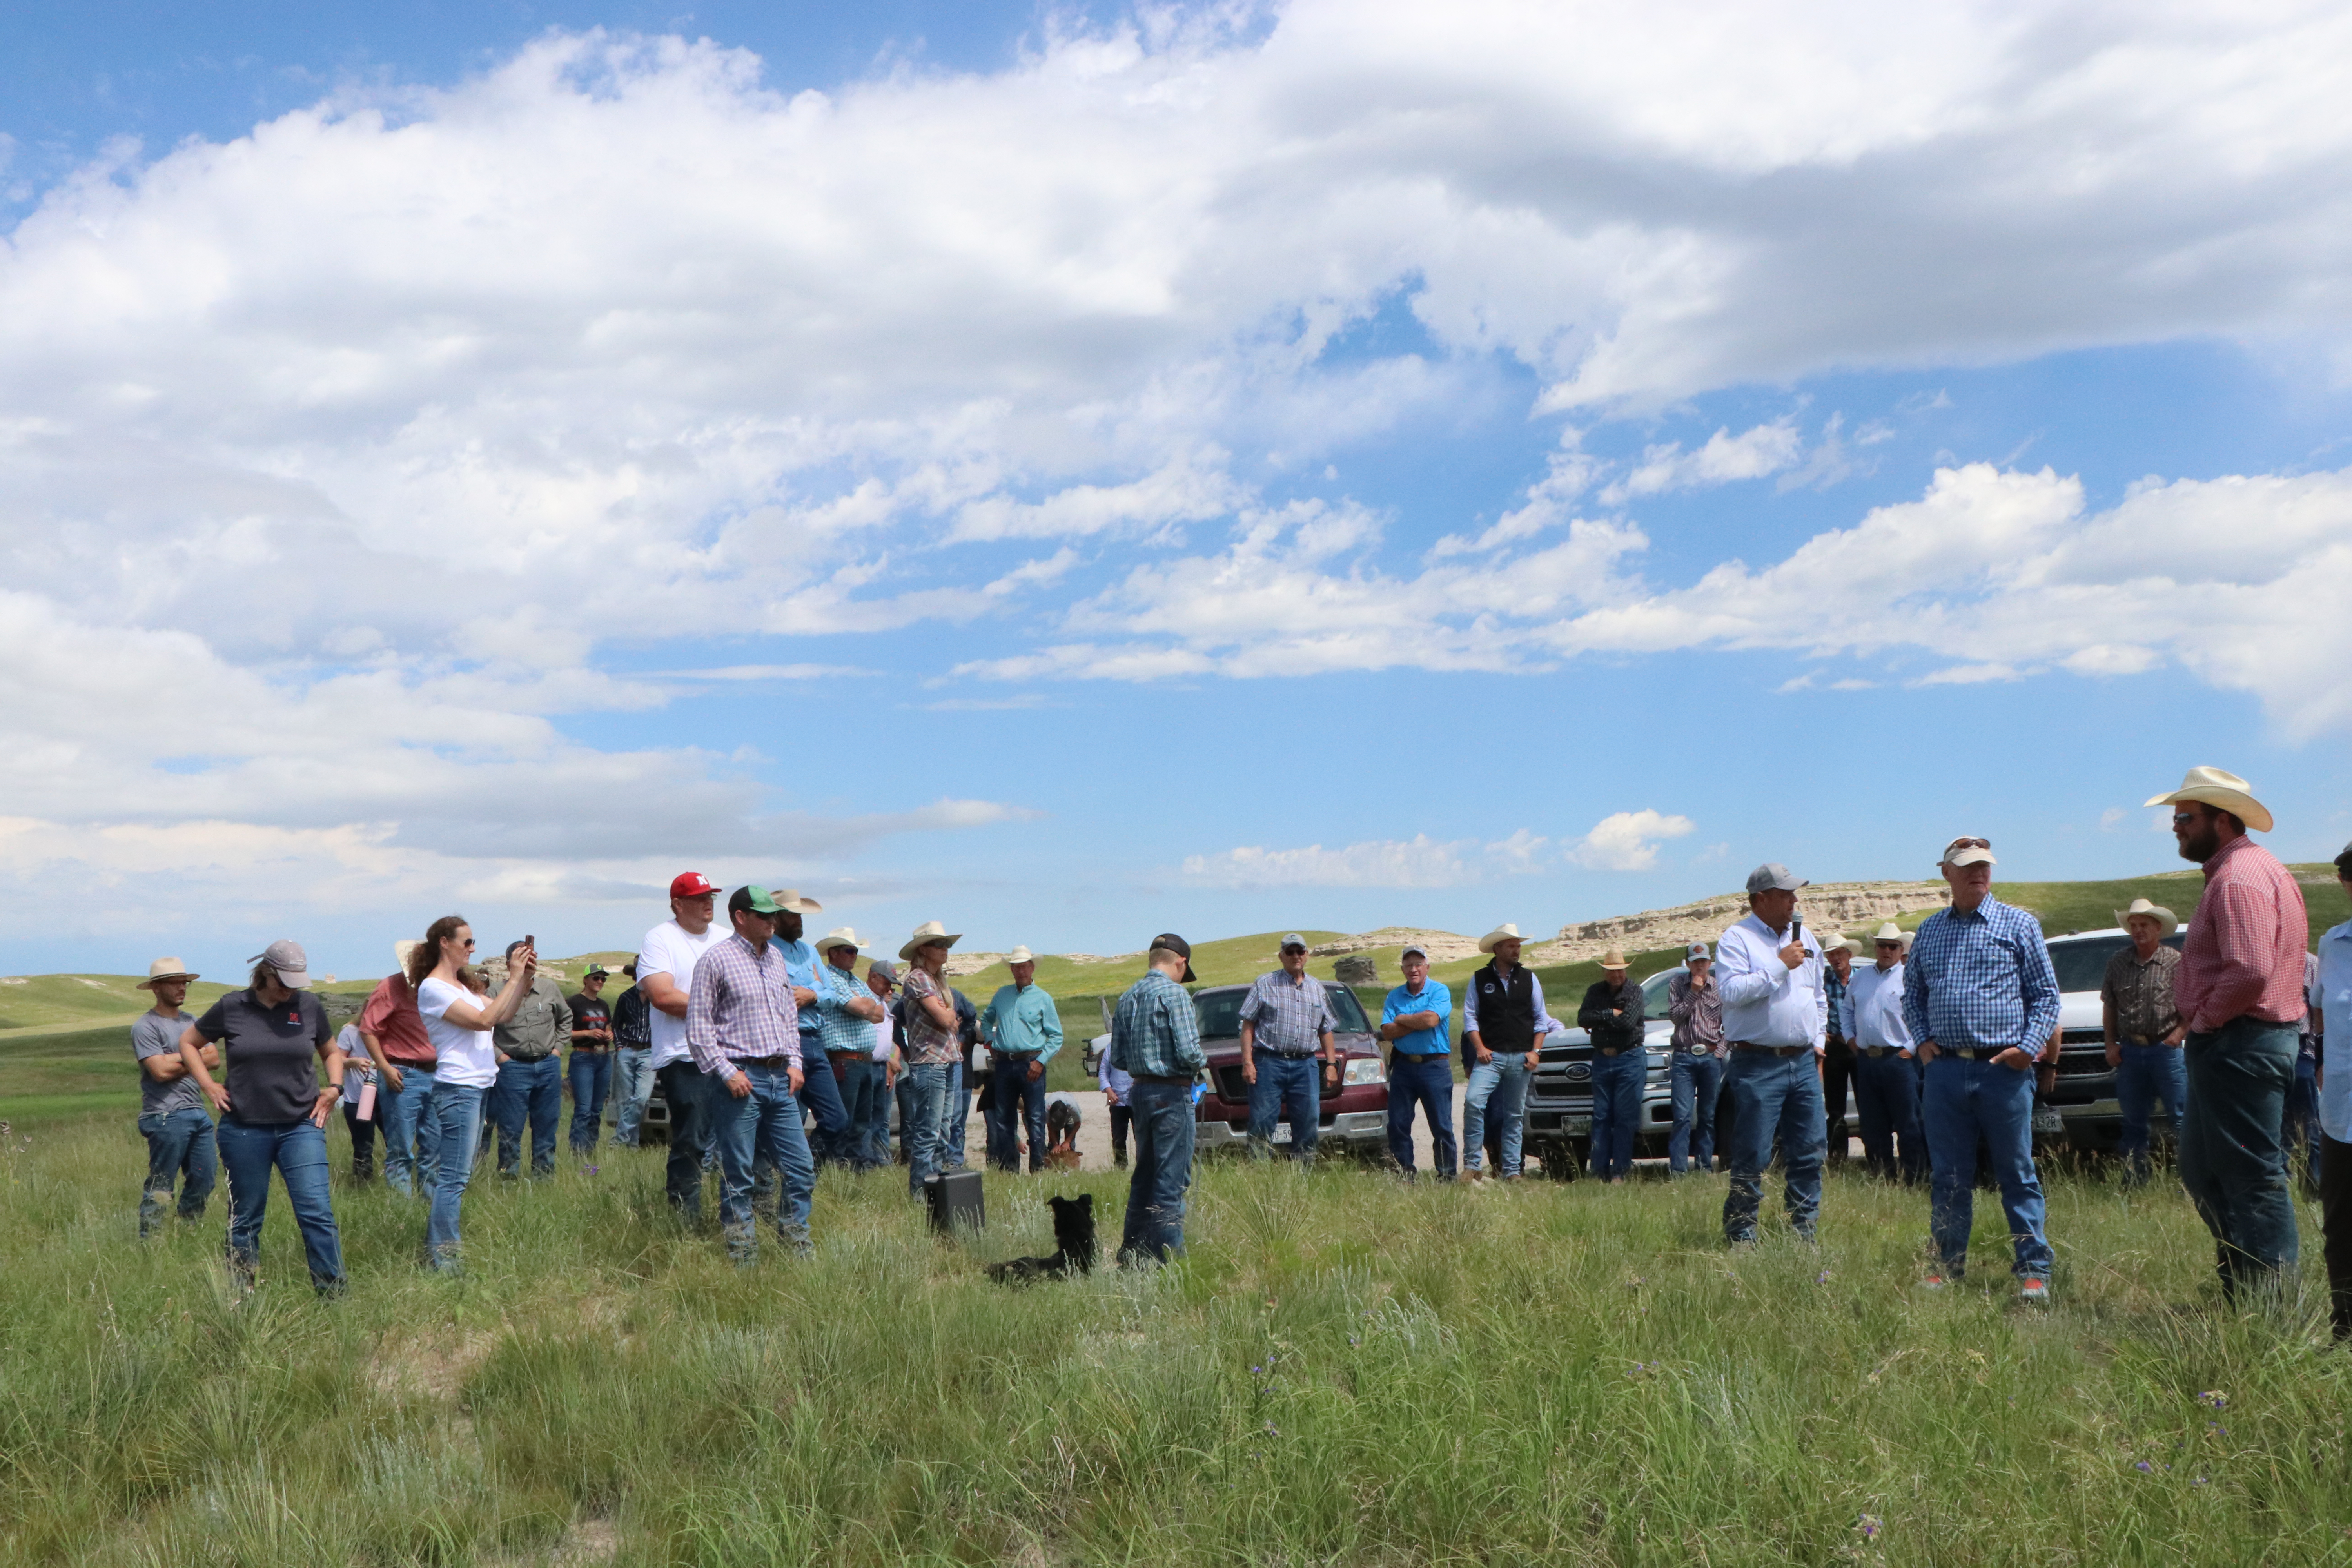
2018, 1277, 2052, 1305
1921, 1272, 1951, 1290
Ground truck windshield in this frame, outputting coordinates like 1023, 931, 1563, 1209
1193, 983, 1372, 1040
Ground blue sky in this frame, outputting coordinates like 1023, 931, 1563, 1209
4, 0, 2351, 980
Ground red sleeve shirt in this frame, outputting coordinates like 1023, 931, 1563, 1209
356, 972, 437, 1065
2176, 837, 2310, 1031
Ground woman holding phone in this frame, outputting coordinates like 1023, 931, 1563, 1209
178, 938, 348, 1294
408, 916, 539, 1272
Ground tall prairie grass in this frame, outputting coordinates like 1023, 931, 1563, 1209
2, 1112, 2347, 1566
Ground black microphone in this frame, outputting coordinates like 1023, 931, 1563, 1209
1789, 914, 1804, 946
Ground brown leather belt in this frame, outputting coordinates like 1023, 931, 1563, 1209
1731, 1042, 1809, 1058
1862, 1046, 1898, 1058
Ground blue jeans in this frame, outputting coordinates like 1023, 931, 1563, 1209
214, 1116, 344, 1292
712, 1062, 817, 1261
568, 1052, 612, 1154
1462, 1052, 1530, 1175
657, 1062, 719, 1218
1922, 1053, 2052, 1279
491, 1056, 562, 1176
137, 1106, 217, 1235
1587, 1049, 1645, 1180
1385, 1054, 1457, 1178
1722, 1051, 1825, 1244
2179, 1018, 2300, 1296
612, 1048, 653, 1147
795, 1033, 852, 1164
2287, 1050, 2323, 1185
1119, 1078, 1196, 1264
1853, 1050, 1924, 1182
425, 1083, 486, 1270
830, 1057, 888, 1170
1668, 1051, 1722, 1173
1247, 1053, 1321, 1164
2114, 1041, 2187, 1180
376, 1063, 438, 1198
945, 1061, 971, 1167
901, 1062, 951, 1196
990, 1053, 1053, 1171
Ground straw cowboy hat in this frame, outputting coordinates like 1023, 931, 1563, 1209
2113, 897, 2179, 935
770, 888, 825, 915
394, 939, 421, 971
1478, 923, 1530, 954
898, 920, 962, 961
136, 957, 199, 991
1598, 947, 1629, 970
1004, 946, 1037, 964
2144, 765, 2273, 834
817, 926, 865, 954
1871, 922, 1904, 945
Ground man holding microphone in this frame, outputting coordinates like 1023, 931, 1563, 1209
1715, 864, 1829, 1246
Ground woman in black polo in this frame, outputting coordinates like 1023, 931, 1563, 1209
178, 938, 348, 1293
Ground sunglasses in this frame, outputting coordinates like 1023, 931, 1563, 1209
1946, 837, 1990, 851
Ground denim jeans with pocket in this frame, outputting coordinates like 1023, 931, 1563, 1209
491, 1055, 562, 1176
829, 1056, 887, 1170
1462, 1052, 1530, 1175
989, 1053, 1053, 1171
568, 1051, 612, 1154
2179, 1018, 2300, 1296
1853, 1050, 1924, 1182
1721, 1051, 1825, 1243
901, 1062, 951, 1196
1247, 1053, 1321, 1164
712, 1061, 817, 1261
425, 1082, 486, 1271
612, 1048, 653, 1147
944, 1060, 971, 1167
1922, 1052, 2052, 1279
137, 1106, 217, 1235
2114, 1041, 2187, 1180
215, 1116, 345, 1291
1668, 1050, 1722, 1173
1120, 1077, 1197, 1264
793, 1033, 851, 1164
1587, 1049, 1646, 1180
376, 1062, 438, 1198
1385, 1054, 1457, 1178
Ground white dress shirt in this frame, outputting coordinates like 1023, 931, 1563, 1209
1849, 960, 1914, 1053
1715, 912, 1828, 1053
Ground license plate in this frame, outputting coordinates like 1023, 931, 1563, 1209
1270, 1122, 1292, 1143
1566, 1116, 1591, 1135
2033, 1106, 2065, 1134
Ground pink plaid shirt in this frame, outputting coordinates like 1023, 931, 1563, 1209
2176, 835, 2309, 1032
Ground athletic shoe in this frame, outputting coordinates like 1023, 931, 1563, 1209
2018, 1278, 2052, 1305
1921, 1272, 1951, 1290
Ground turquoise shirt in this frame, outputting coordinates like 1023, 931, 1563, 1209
769, 935, 823, 1038
982, 982, 1063, 1061
1381, 980, 1453, 1056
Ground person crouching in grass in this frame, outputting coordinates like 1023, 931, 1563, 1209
177, 940, 348, 1295
131, 957, 218, 1237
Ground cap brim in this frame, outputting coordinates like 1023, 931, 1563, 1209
136, 972, 198, 990
278, 971, 314, 989
1181, 962, 1196, 983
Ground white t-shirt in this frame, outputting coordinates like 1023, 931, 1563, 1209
641, 918, 726, 1069
872, 999, 895, 1062
416, 977, 500, 1089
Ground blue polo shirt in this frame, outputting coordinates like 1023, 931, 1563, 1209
1381, 980, 1452, 1056
769, 935, 823, 1040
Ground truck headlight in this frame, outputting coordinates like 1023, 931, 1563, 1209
1343, 1058, 1385, 1086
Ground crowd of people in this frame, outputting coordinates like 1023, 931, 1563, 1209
120, 765, 2352, 1333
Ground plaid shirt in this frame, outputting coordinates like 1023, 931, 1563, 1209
808, 960, 879, 1057
1237, 968, 1337, 1056
2101, 944, 2182, 1043
898, 969, 961, 1066
685, 932, 802, 1075
1109, 968, 1206, 1079
1901, 895, 2061, 1052
1666, 971, 1724, 1055
1822, 965, 1853, 1042
2177, 835, 2310, 1031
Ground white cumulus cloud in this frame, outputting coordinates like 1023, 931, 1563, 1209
1568, 810, 1697, 872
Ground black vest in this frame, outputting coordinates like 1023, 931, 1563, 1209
1472, 962, 1537, 1053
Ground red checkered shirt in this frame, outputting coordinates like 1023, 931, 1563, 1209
2176, 835, 2310, 1032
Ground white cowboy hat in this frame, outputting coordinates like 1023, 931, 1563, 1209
1838, 937, 1866, 957
1005, 946, 1036, 964
1478, 924, 1528, 954
818, 926, 864, 953
394, 939, 421, 971
898, 920, 963, 961
2144, 765, 2273, 834
2113, 897, 2179, 935
770, 887, 825, 915
1598, 947, 1629, 970
136, 957, 199, 991
1871, 922, 1904, 944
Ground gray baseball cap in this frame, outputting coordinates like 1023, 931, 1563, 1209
1685, 941, 1711, 962
1279, 933, 1308, 952
248, 938, 314, 989
1399, 942, 1430, 961
1745, 863, 1808, 895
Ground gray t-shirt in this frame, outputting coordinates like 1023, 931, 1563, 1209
133, 1010, 209, 1118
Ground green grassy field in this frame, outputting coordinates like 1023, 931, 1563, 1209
2, 1110, 2349, 1566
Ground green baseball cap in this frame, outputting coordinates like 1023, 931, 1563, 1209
728, 884, 783, 916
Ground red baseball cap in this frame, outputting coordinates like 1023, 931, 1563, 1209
669, 872, 717, 899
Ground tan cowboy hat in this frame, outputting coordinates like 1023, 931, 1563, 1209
1005, 946, 1037, 964
1598, 947, 1628, 970
770, 887, 824, 915
2113, 897, 2179, 935
394, 939, 421, 971
1871, 922, 1904, 944
136, 957, 199, 991
898, 920, 962, 961
1478, 923, 1528, 954
1838, 937, 1866, 957
818, 926, 864, 954
2144, 765, 2273, 834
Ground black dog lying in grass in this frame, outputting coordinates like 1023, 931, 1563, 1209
986, 1193, 1096, 1283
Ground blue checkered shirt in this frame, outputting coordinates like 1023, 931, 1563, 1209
1823, 965, 1853, 1040
686, 933, 802, 1075
808, 960, 878, 1058
1109, 969, 1206, 1079
1237, 968, 1337, 1056
1900, 895, 2060, 1053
